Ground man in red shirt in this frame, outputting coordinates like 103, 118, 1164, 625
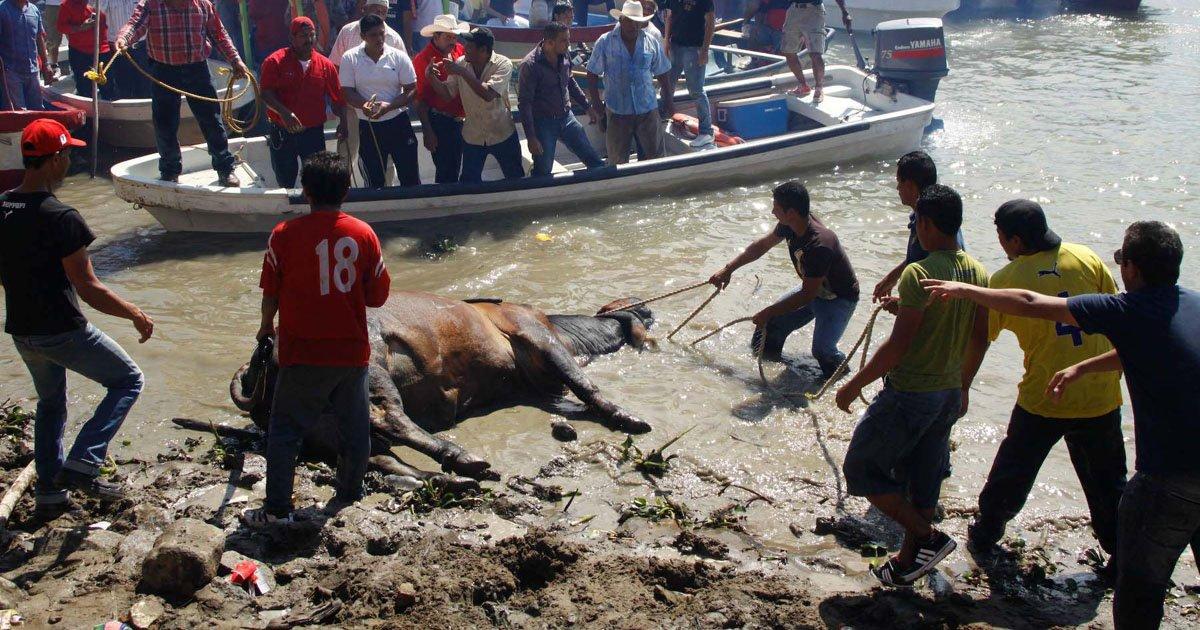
411, 15, 466, 183
259, 17, 347, 188
242, 151, 391, 526
115, 0, 250, 187
57, 0, 118, 100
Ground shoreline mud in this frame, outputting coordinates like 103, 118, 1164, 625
4, 397, 1198, 629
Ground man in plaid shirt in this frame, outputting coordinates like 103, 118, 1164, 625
115, 0, 251, 187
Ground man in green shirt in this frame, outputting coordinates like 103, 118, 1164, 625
834, 184, 989, 587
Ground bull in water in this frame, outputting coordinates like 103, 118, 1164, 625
230, 293, 654, 489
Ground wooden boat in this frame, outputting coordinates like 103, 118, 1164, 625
42, 59, 255, 149
111, 65, 934, 233
0, 102, 87, 190
830, 0, 960, 32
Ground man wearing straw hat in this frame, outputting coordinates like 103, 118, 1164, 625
115, 0, 251, 187
412, 13, 466, 183
584, 0, 671, 166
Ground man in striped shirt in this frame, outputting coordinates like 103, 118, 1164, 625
115, 0, 251, 187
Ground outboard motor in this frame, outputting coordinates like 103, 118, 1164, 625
872, 18, 949, 102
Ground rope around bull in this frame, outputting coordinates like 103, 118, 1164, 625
85, 48, 262, 135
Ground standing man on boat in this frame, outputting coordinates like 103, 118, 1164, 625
57, 0, 118, 100
104, 0, 151, 98
385, 0, 414, 52
426, 27, 524, 182
781, 0, 848, 102
872, 151, 964, 302
243, 151, 391, 526
115, 0, 252, 187
921, 221, 1198, 630
339, 13, 420, 188
709, 180, 859, 378
835, 185, 988, 587
960, 200, 1126, 567
259, 17, 347, 188
1, 119, 153, 514
519, 22, 603, 176
0, 0, 55, 110
585, 0, 671, 165
412, 14, 466, 183
660, 0, 715, 147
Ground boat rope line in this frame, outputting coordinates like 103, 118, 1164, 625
610, 280, 712, 313
666, 286, 722, 341
85, 48, 263, 134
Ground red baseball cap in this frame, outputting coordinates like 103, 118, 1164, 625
21, 118, 87, 157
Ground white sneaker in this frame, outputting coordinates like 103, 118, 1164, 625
690, 134, 715, 147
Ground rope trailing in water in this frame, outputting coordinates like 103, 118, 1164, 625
85, 48, 262, 135
805, 304, 885, 404
688, 316, 752, 346
666, 287, 722, 341
611, 280, 712, 313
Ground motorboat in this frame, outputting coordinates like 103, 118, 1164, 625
0, 101, 87, 189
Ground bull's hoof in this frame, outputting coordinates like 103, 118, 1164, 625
442, 449, 500, 482
551, 419, 578, 442
617, 415, 652, 434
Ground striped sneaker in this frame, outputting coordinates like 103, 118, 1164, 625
912, 530, 957, 577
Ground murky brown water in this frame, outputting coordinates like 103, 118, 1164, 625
3, 0, 1198, 599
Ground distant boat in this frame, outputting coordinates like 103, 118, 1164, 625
829, 0, 961, 32
1, 102, 87, 189
111, 66, 934, 233
42, 59, 255, 149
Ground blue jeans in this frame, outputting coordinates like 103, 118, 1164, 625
265, 365, 371, 516
2, 71, 42, 110
843, 385, 962, 509
573, 0, 614, 25
750, 292, 857, 375
427, 110, 464, 184
151, 60, 236, 178
217, 0, 247, 60
109, 41, 152, 99
531, 113, 604, 176
11, 324, 144, 505
67, 48, 118, 101
268, 124, 326, 188
460, 131, 525, 183
668, 45, 712, 136
411, 34, 430, 55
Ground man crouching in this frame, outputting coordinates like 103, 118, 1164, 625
242, 152, 391, 527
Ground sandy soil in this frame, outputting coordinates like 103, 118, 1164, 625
2, 405, 1198, 629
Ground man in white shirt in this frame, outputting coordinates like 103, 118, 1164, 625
425, 26, 523, 183
339, 13, 420, 188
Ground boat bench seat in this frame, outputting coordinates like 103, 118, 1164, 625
785, 85, 869, 126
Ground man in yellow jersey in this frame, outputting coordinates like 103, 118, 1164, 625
965, 200, 1126, 562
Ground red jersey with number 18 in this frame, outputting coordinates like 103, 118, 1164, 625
260, 211, 391, 367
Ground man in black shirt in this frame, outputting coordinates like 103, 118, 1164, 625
661, 0, 715, 147
710, 180, 859, 377
0, 119, 154, 513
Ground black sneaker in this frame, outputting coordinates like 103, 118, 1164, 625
35, 498, 82, 520
53, 470, 125, 501
967, 520, 1002, 556
912, 529, 957, 578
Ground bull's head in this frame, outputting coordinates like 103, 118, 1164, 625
229, 336, 279, 428
595, 297, 655, 350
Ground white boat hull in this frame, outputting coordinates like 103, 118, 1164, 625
43, 60, 254, 149
112, 67, 934, 233
828, 0, 960, 31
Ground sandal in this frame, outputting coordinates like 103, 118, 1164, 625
871, 557, 919, 587
240, 507, 294, 528
787, 84, 813, 97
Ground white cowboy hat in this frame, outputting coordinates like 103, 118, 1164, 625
365, 0, 388, 8
610, 0, 653, 22
420, 14, 470, 38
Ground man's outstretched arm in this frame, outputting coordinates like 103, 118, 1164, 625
921, 279, 1077, 327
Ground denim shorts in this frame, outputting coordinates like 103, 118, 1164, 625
842, 384, 962, 509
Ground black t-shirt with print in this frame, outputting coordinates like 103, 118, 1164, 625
665, 0, 714, 47
774, 217, 859, 300
0, 191, 96, 336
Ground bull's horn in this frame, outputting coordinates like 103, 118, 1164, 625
229, 362, 259, 412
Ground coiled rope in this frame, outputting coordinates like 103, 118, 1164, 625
85, 48, 262, 135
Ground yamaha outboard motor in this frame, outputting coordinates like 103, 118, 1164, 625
873, 18, 949, 102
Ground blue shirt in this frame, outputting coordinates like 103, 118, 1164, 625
0, 0, 44, 75
586, 25, 671, 116
1068, 285, 1200, 476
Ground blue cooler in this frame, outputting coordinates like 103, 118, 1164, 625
714, 94, 789, 140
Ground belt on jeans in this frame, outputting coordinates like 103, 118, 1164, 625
430, 109, 465, 122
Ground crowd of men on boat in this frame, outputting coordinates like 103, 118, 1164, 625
2, 0, 851, 188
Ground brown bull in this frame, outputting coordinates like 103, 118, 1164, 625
230, 292, 654, 489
